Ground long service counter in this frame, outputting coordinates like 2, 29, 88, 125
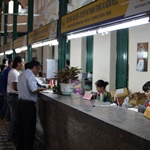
36, 92, 150, 150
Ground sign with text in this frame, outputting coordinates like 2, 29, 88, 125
28, 20, 58, 45
14, 35, 27, 49
4, 42, 12, 51
61, 0, 150, 34
0, 46, 3, 53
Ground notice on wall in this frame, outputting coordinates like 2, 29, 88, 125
46, 59, 58, 79
136, 42, 148, 72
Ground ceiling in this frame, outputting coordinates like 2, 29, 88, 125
1, 0, 35, 34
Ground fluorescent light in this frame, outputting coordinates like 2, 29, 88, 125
0, 53, 4, 56
97, 17, 149, 33
42, 41, 51, 46
49, 40, 58, 46
15, 49, 21, 53
5, 50, 13, 55
32, 43, 43, 48
51, 41, 58, 46
67, 17, 149, 40
32, 40, 58, 48
15, 46, 27, 53
19, 46, 27, 51
67, 30, 97, 40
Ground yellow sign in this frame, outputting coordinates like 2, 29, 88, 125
14, 35, 27, 49
61, 0, 150, 33
0, 46, 2, 53
28, 20, 57, 45
4, 42, 12, 51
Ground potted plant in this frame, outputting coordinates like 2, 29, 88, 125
55, 67, 81, 95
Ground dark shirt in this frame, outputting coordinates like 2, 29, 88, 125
3, 66, 11, 92
0, 72, 5, 94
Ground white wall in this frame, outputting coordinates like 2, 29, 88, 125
129, 24, 150, 93
70, 38, 82, 68
43, 46, 51, 76
92, 32, 116, 92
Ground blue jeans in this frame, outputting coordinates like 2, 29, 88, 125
7, 93, 18, 139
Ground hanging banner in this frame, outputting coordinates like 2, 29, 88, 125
136, 42, 148, 72
14, 35, 27, 49
28, 20, 57, 45
4, 42, 12, 51
61, 0, 150, 34
0, 46, 2, 53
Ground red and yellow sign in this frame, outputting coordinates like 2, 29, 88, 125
61, 0, 150, 33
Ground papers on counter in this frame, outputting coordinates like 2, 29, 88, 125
41, 90, 53, 93
93, 101, 113, 107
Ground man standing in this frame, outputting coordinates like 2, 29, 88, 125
7, 56, 24, 142
0, 59, 13, 119
16, 60, 45, 150
0, 64, 7, 112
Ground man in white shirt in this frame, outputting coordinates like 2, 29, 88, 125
7, 56, 24, 142
16, 60, 45, 150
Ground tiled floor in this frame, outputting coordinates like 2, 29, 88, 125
0, 119, 15, 150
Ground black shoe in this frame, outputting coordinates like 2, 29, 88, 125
7, 137, 16, 145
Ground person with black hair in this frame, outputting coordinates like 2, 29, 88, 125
142, 81, 150, 108
25, 62, 50, 89
66, 59, 71, 69
7, 56, 24, 142
16, 60, 46, 150
0, 59, 13, 119
2, 58, 7, 65
95, 79, 112, 103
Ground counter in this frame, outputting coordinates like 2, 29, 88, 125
36, 92, 150, 150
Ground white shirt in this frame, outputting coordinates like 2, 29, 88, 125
17, 69, 38, 102
7, 68, 20, 94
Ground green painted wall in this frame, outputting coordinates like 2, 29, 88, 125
86, 36, 93, 73
116, 29, 128, 88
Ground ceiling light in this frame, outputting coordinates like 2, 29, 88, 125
32, 40, 58, 48
5, 50, 13, 55
32, 43, 43, 48
15, 46, 27, 53
0, 53, 4, 56
67, 30, 97, 40
97, 17, 149, 34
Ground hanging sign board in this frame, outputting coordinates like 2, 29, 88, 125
28, 20, 57, 45
61, 0, 150, 34
14, 35, 27, 49
4, 42, 12, 51
0, 46, 3, 53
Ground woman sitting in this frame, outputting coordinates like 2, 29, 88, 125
142, 81, 150, 108
95, 80, 112, 103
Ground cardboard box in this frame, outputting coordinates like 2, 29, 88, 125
111, 88, 128, 105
